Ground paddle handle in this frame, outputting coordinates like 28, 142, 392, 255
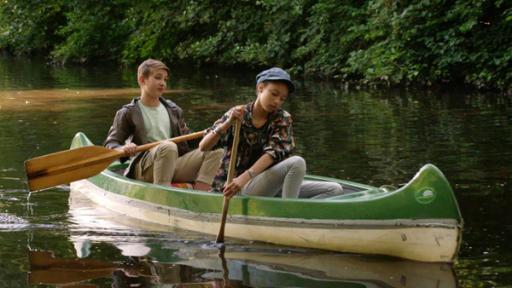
216, 120, 241, 243
226, 122, 241, 184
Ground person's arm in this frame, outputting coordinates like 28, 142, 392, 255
199, 118, 232, 151
104, 108, 137, 157
223, 111, 295, 198
263, 112, 294, 162
199, 105, 245, 151
223, 153, 274, 199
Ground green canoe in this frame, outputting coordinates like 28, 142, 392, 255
69, 132, 463, 263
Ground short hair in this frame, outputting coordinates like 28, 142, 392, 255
137, 59, 169, 79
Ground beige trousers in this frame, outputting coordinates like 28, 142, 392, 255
134, 141, 223, 186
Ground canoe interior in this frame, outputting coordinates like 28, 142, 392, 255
108, 162, 367, 195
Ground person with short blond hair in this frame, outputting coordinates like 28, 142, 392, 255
104, 59, 222, 191
137, 59, 169, 80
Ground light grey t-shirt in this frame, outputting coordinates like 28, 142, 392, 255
138, 101, 171, 142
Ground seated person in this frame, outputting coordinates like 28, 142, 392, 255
199, 67, 343, 198
104, 59, 222, 191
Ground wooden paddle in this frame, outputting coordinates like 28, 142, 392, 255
25, 131, 205, 192
216, 120, 241, 244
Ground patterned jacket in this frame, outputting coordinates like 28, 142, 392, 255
209, 102, 294, 192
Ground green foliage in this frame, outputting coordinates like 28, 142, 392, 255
0, 0, 65, 55
51, 0, 132, 64
0, 0, 510, 90
294, 1, 367, 77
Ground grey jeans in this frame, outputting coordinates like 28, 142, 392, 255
241, 156, 343, 199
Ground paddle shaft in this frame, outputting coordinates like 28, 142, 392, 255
216, 120, 241, 243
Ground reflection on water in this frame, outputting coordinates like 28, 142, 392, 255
29, 250, 233, 288
1, 56, 511, 286
0, 88, 193, 111
29, 248, 456, 288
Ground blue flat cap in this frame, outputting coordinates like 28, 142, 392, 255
256, 67, 295, 93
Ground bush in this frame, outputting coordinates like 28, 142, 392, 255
0, 0, 510, 91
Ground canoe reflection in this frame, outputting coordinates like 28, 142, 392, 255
183, 251, 456, 288
29, 248, 456, 288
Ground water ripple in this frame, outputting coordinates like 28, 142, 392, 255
0, 213, 27, 224
0, 213, 54, 231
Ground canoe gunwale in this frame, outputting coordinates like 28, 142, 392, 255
78, 178, 461, 230
91, 165, 463, 224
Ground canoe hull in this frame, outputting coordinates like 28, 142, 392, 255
71, 179, 460, 263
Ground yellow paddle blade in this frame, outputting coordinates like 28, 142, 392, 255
25, 145, 121, 192
24, 130, 206, 192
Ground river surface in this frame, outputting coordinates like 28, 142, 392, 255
0, 56, 511, 287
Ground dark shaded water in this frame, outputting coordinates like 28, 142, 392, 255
1, 56, 511, 287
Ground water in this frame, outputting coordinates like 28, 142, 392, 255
1, 56, 511, 287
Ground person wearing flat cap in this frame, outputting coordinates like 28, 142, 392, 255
200, 67, 343, 199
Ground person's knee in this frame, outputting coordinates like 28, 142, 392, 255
306, 182, 344, 199
202, 148, 223, 168
289, 156, 306, 174
156, 142, 178, 159
209, 148, 223, 160
328, 183, 344, 195
324, 182, 343, 196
